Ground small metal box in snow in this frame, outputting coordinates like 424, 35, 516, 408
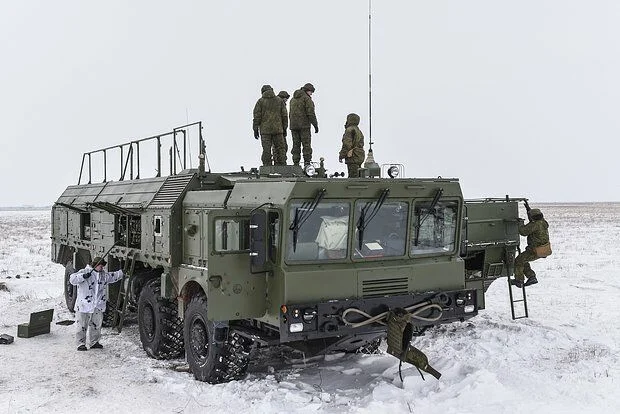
17, 309, 54, 338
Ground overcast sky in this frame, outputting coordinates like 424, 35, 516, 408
1, 0, 618, 206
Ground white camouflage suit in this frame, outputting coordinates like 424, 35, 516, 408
69, 265, 123, 347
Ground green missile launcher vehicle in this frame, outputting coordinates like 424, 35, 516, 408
51, 122, 522, 383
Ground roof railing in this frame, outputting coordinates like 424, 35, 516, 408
78, 122, 208, 185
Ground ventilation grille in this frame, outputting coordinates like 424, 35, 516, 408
149, 174, 195, 208
485, 262, 504, 277
362, 277, 409, 298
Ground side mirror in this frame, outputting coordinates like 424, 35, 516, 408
249, 210, 270, 273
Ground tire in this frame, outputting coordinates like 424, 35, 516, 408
138, 279, 184, 359
64, 263, 77, 312
102, 300, 117, 328
184, 294, 252, 383
354, 338, 382, 355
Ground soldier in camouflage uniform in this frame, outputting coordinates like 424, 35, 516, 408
277, 91, 291, 161
511, 208, 551, 288
253, 85, 288, 166
289, 83, 319, 166
338, 113, 365, 177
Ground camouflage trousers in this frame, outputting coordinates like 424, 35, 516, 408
75, 309, 103, 346
260, 133, 286, 166
291, 127, 312, 165
514, 248, 539, 281
346, 163, 361, 178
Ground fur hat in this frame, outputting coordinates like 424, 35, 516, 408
90, 257, 107, 268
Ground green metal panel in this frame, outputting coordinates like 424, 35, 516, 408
280, 258, 463, 305
183, 209, 202, 263
55, 175, 189, 210
283, 268, 358, 303
55, 208, 67, 238
206, 209, 267, 320
411, 258, 465, 291
226, 179, 464, 209
464, 201, 519, 249
183, 190, 229, 208
227, 181, 297, 208
465, 280, 486, 309
178, 265, 209, 302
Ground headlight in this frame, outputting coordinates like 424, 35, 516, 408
304, 164, 316, 176
464, 305, 475, 313
289, 323, 303, 333
387, 165, 400, 178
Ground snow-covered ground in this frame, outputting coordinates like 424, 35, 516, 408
1, 204, 618, 413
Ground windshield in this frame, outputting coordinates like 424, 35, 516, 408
354, 201, 408, 258
411, 200, 458, 255
286, 201, 350, 261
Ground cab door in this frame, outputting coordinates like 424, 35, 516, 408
207, 209, 267, 320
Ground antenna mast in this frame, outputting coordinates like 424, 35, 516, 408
362, 0, 380, 178
368, 0, 373, 151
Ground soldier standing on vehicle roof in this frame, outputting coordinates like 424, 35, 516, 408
511, 208, 551, 288
69, 257, 124, 351
289, 83, 319, 166
277, 90, 291, 162
339, 113, 365, 177
253, 84, 288, 166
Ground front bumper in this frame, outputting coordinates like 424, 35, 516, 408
279, 289, 478, 343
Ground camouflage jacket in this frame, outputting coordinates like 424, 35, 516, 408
253, 89, 288, 134
69, 266, 124, 313
289, 89, 318, 130
339, 113, 365, 164
519, 218, 550, 248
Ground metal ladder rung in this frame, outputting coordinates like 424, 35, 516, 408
508, 278, 529, 320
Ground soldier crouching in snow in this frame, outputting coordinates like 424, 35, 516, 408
69, 257, 123, 351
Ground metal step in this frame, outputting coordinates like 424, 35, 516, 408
508, 278, 529, 320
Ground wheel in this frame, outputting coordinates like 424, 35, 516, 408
102, 300, 117, 328
354, 338, 383, 355
64, 262, 77, 312
184, 294, 252, 383
138, 279, 184, 359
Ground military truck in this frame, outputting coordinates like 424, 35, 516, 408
51, 122, 522, 383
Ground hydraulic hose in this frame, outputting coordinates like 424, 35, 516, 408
341, 301, 443, 329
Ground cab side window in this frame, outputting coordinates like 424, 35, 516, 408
411, 200, 458, 255
214, 218, 250, 252
268, 212, 280, 262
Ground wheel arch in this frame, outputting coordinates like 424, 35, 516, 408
179, 280, 207, 320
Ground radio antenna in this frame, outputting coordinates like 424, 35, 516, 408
362, 0, 380, 177
368, 0, 373, 151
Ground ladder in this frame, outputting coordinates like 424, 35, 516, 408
508, 277, 529, 319
113, 254, 136, 333
507, 246, 529, 320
